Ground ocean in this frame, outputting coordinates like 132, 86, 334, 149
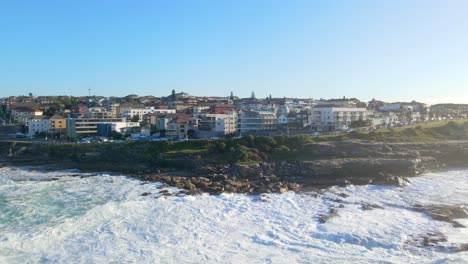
0, 166, 467, 263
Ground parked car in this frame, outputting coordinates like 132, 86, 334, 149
15, 133, 27, 138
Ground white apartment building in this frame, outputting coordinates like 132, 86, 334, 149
120, 107, 176, 122
312, 106, 368, 131
27, 116, 50, 136
317, 99, 358, 108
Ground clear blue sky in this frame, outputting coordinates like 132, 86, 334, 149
1, 0, 467, 103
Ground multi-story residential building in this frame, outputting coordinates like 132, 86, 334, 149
49, 114, 67, 135
120, 107, 176, 122
155, 113, 178, 132
237, 110, 277, 134
287, 109, 313, 128
193, 104, 211, 115
378, 102, 425, 112
197, 112, 237, 136
11, 106, 43, 124
66, 118, 138, 140
165, 115, 197, 140
86, 107, 115, 119
317, 98, 363, 108
27, 116, 50, 136
311, 106, 368, 131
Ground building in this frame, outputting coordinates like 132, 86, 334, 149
120, 107, 176, 122
97, 123, 115, 138
86, 107, 115, 119
277, 115, 288, 125
27, 116, 50, 136
165, 115, 197, 140
237, 110, 277, 134
209, 104, 236, 114
317, 98, 363, 108
193, 105, 211, 115
197, 112, 237, 136
288, 109, 313, 128
66, 118, 138, 140
154, 113, 178, 132
49, 114, 66, 135
11, 106, 43, 124
72, 104, 88, 118
311, 106, 368, 131
378, 102, 425, 112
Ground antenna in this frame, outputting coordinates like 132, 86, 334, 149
88, 88, 91, 97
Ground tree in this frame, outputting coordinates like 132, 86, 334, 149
250, 91, 256, 99
229, 91, 234, 100
131, 114, 140, 122
405, 110, 413, 123
29, 93, 33, 97
288, 110, 297, 117
171, 89, 176, 101
420, 106, 428, 121
111, 131, 123, 140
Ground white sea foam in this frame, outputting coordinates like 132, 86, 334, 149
0, 167, 467, 263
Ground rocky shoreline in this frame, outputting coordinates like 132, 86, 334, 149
1, 140, 468, 195
137, 140, 468, 195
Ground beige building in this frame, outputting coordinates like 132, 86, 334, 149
49, 114, 66, 135
197, 112, 237, 135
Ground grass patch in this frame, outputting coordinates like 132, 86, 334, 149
165, 148, 209, 154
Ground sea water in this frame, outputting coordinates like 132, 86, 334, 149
0, 167, 467, 263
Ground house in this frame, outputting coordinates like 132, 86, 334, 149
72, 104, 88, 118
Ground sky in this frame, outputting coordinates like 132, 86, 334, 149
0, 0, 467, 104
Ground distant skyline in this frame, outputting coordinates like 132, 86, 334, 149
1, 0, 468, 104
